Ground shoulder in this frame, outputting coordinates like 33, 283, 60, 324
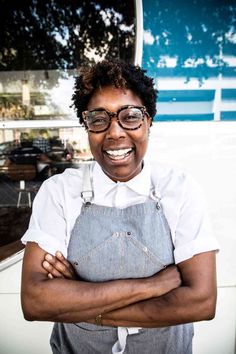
44, 166, 83, 183
150, 161, 206, 214
37, 167, 84, 200
150, 161, 196, 198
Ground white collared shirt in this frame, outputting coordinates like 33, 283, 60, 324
22, 161, 218, 264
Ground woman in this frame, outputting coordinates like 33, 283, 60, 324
21, 59, 219, 354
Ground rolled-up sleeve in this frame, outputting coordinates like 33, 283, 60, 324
22, 177, 68, 256
173, 175, 219, 264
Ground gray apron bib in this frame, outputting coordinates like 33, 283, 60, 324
50, 165, 193, 353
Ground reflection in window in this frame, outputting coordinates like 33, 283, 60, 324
142, 0, 236, 122
0, 0, 136, 261
0, 1, 135, 121
0, 126, 93, 261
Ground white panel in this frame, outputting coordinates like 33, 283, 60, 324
157, 101, 213, 114
148, 121, 236, 287
0, 119, 79, 129
221, 101, 236, 111
157, 77, 236, 90
134, 0, 143, 66
193, 287, 236, 354
0, 294, 52, 354
147, 121, 236, 353
0, 257, 23, 293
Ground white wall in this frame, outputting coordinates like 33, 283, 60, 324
148, 121, 236, 354
0, 258, 52, 354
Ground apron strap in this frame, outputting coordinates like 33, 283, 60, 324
112, 327, 141, 354
80, 163, 94, 205
149, 164, 162, 209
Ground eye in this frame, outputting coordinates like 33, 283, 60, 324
88, 112, 109, 126
121, 109, 143, 122
91, 119, 108, 127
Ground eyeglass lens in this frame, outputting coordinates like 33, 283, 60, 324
86, 107, 144, 132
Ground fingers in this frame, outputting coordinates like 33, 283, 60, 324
162, 265, 182, 288
43, 259, 64, 278
55, 251, 77, 279
42, 253, 74, 279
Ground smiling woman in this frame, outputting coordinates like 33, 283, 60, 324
21, 59, 219, 354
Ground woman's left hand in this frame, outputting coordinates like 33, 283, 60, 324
42, 251, 77, 280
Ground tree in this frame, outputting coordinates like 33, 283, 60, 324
143, 0, 236, 79
0, 0, 135, 71
0, 0, 235, 79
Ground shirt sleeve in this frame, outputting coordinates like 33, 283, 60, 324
21, 176, 68, 256
173, 174, 219, 264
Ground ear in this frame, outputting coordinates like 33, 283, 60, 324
147, 115, 152, 127
147, 118, 152, 138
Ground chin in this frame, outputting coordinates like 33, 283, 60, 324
103, 165, 141, 182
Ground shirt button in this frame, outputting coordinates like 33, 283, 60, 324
143, 246, 148, 252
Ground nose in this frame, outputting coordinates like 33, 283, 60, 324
106, 116, 126, 140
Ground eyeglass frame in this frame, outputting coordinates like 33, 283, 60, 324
82, 105, 150, 133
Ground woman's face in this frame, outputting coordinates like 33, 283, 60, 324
87, 86, 151, 182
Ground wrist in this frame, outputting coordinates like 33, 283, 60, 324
137, 277, 157, 300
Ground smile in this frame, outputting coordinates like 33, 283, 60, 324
104, 148, 133, 160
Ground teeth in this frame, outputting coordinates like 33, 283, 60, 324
106, 148, 132, 157
105, 148, 133, 160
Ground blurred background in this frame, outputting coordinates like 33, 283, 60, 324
0, 1, 235, 353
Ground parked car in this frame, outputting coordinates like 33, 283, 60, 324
0, 140, 20, 166
48, 138, 74, 162
0, 138, 76, 181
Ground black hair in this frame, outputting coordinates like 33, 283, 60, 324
71, 59, 157, 126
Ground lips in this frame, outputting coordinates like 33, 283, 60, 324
104, 148, 133, 160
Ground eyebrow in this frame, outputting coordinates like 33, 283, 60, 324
87, 105, 140, 112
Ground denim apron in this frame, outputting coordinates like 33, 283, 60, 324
50, 164, 193, 354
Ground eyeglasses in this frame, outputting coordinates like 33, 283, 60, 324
82, 105, 149, 133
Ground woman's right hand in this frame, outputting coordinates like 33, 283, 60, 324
42, 251, 77, 280
148, 265, 182, 298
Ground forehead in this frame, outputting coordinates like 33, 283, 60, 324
87, 86, 143, 111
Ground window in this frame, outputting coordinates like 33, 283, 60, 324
0, 0, 136, 263
142, 0, 236, 121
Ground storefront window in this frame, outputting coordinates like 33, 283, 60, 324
0, 0, 136, 262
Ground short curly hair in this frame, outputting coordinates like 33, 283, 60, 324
71, 59, 157, 126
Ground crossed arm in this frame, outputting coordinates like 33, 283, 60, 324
21, 242, 217, 327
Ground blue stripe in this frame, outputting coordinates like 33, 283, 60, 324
158, 90, 215, 102
154, 114, 214, 122
221, 111, 236, 120
221, 89, 236, 100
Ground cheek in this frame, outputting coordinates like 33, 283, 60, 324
88, 134, 103, 156
88, 136, 96, 153
142, 129, 150, 149
136, 128, 149, 146
134, 136, 149, 157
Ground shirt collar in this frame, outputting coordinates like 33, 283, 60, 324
93, 160, 152, 198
